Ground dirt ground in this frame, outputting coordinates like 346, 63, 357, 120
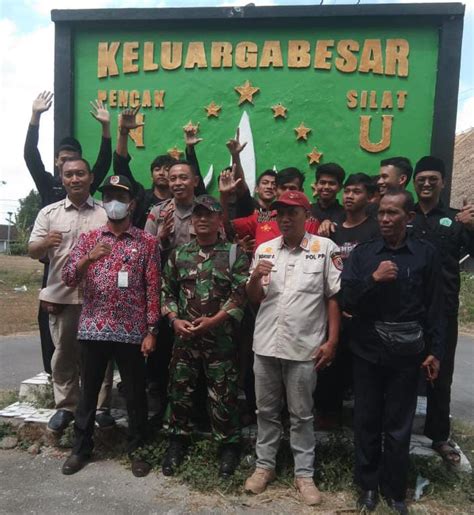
0, 255, 43, 335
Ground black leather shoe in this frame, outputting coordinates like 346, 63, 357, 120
131, 458, 152, 478
386, 498, 408, 515
162, 438, 187, 476
95, 411, 116, 429
62, 454, 89, 475
47, 409, 74, 434
357, 490, 379, 512
219, 444, 240, 479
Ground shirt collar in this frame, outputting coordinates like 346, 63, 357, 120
414, 201, 445, 217
65, 195, 95, 210
278, 232, 311, 251
375, 235, 414, 254
100, 223, 137, 239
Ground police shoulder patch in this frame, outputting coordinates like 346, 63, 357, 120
330, 251, 344, 271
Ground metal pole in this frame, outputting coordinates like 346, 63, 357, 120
6, 211, 13, 254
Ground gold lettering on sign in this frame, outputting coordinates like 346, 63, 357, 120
359, 115, 393, 153
123, 42, 139, 74
98, 42, 120, 78
129, 114, 145, 148
385, 39, 409, 77
259, 41, 283, 68
235, 42, 258, 68
144, 42, 158, 72
109, 90, 117, 107
359, 39, 383, 75
184, 42, 208, 69
381, 91, 393, 109
288, 40, 311, 68
129, 90, 140, 107
346, 90, 358, 109
314, 40, 334, 70
154, 90, 165, 108
118, 90, 128, 108
360, 90, 368, 109
97, 90, 107, 102
211, 42, 233, 68
142, 90, 152, 108
161, 42, 183, 70
369, 91, 377, 109
335, 40, 359, 73
397, 91, 408, 109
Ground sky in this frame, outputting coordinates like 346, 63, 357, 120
0, 0, 472, 224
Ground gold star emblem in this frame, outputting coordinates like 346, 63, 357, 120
261, 224, 272, 232
294, 123, 311, 141
307, 148, 323, 165
183, 120, 199, 133
272, 103, 288, 119
234, 80, 260, 105
167, 146, 183, 160
205, 101, 221, 118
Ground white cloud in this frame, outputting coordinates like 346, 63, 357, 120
456, 96, 474, 132
0, 18, 55, 223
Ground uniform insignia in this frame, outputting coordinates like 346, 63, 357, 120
310, 240, 320, 253
301, 237, 308, 249
147, 213, 156, 221
263, 247, 273, 253
439, 217, 452, 227
261, 224, 272, 232
110, 176, 120, 185
331, 251, 344, 271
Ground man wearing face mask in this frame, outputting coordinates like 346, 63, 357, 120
28, 158, 110, 435
61, 175, 160, 476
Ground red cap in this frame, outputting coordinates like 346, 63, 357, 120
271, 190, 311, 211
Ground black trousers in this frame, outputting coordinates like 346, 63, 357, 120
38, 263, 54, 375
146, 318, 173, 408
73, 340, 148, 457
425, 314, 458, 442
353, 354, 419, 501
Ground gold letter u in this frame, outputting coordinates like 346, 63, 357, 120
359, 115, 393, 153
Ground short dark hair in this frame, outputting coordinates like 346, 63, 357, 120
150, 154, 177, 173
169, 159, 197, 176
62, 157, 91, 173
344, 173, 375, 195
315, 163, 346, 186
55, 137, 82, 158
276, 167, 305, 189
383, 187, 415, 213
256, 169, 277, 186
380, 156, 413, 184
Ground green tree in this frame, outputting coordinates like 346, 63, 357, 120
10, 190, 41, 255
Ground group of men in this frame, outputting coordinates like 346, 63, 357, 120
25, 92, 474, 513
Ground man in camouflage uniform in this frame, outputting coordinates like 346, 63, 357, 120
161, 195, 249, 478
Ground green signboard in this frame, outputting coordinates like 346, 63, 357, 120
53, 5, 464, 201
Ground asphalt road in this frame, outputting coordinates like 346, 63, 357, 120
0, 331, 473, 423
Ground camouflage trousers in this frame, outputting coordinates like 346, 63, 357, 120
166, 335, 240, 444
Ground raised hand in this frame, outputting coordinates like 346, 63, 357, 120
218, 167, 242, 195
184, 122, 203, 147
226, 127, 247, 157
43, 230, 63, 249
32, 91, 53, 115
88, 241, 112, 262
158, 209, 174, 242
455, 198, 474, 230
90, 99, 110, 126
119, 106, 144, 131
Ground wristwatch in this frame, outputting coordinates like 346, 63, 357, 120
147, 325, 159, 335
168, 316, 178, 329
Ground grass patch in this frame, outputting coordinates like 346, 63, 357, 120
459, 272, 474, 331
0, 390, 19, 410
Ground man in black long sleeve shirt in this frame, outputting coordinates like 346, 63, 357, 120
23, 92, 112, 376
409, 156, 474, 465
341, 188, 443, 514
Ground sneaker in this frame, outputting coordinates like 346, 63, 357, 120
244, 467, 276, 494
95, 411, 116, 429
47, 409, 74, 434
295, 477, 321, 506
